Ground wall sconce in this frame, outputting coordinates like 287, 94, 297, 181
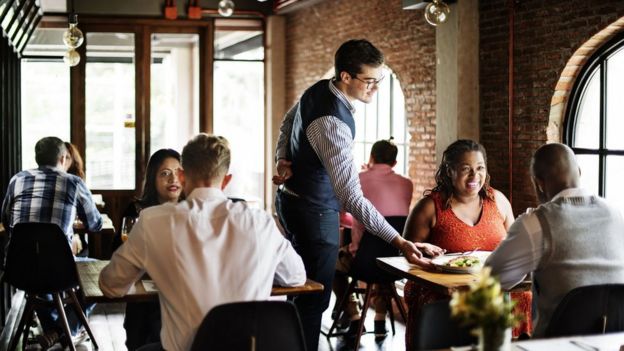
63, 13, 84, 66
218, 0, 235, 17
424, 0, 450, 26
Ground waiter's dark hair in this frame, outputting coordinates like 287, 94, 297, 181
335, 39, 384, 81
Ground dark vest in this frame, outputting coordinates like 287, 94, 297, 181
286, 80, 355, 210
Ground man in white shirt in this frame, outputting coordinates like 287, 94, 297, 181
99, 134, 306, 351
486, 143, 624, 337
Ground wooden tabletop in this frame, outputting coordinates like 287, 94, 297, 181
376, 256, 531, 296
377, 256, 482, 295
77, 260, 324, 303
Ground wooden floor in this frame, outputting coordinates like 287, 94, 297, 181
36, 296, 406, 351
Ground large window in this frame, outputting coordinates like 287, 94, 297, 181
21, 28, 70, 170
213, 22, 264, 207
352, 67, 408, 176
20, 61, 70, 169
565, 33, 624, 214
151, 33, 200, 153
85, 32, 136, 190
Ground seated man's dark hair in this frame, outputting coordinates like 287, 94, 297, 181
370, 138, 398, 165
35, 136, 66, 167
334, 39, 384, 81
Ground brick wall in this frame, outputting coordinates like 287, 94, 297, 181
284, 0, 437, 201
481, 0, 624, 214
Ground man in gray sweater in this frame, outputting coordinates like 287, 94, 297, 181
486, 143, 624, 337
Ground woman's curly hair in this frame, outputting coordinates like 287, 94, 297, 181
426, 139, 494, 209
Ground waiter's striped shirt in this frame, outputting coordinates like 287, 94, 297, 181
276, 80, 399, 243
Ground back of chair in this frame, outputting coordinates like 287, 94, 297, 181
5, 222, 79, 294
349, 216, 405, 283
412, 299, 476, 350
544, 284, 624, 337
190, 301, 306, 351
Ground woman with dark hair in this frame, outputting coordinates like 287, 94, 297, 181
119, 148, 182, 351
64, 142, 85, 180
402, 139, 532, 349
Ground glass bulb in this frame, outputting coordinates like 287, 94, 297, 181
63, 23, 84, 48
424, 0, 451, 26
63, 49, 81, 67
218, 0, 235, 17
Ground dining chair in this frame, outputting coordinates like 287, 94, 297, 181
411, 299, 476, 350
189, 300, 306, 351
544, 284, 624, 337
4, 222, 98, 351
326, 216, 408, 350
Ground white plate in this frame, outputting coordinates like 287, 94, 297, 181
431, 251, 492, 274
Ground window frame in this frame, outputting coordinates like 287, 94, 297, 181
564, 31, 624, 196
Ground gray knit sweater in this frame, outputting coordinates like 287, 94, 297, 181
532, 195, 624, 336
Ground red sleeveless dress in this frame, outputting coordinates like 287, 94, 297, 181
404, 191, 532, 349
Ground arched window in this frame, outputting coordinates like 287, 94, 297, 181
564, 32, 624, 214
352, 67, 408, 176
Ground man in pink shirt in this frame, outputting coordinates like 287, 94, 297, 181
333, 138, 413, 339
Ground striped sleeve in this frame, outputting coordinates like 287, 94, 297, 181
306, 116, 399, 243
275, 103, 298, 161
74, 178, 103, 232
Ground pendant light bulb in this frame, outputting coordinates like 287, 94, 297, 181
63, 14, 84, 48
63, 49, 81, 67
218, 0, 235, 17
424, 0, 451, 26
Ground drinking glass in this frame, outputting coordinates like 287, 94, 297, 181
121, 216, 136, 242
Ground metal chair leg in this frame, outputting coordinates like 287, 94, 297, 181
68, 289, 98, 349
8, 297, 33, 351
326, 279, 359, 337
353, 284, 373, 351
52, 293, 76, 351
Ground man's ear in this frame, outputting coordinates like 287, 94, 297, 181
177, 168, 186, 186
534, 177, 545, 193
339, 71, 351, 83
221, 174, 232, 190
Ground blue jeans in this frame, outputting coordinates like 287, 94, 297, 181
276, 190, 339, 351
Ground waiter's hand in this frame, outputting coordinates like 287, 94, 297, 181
272, 159, 293, 185
415, 242, 445, 257
392, 236, 433, 269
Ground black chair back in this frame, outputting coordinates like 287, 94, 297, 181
190, 301, 306, 351
412, 299, 476, 350
5, 222, 79, 294
544, 284, 624, 337
349, 216, 406, 283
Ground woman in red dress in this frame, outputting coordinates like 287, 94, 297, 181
403, 139, 532, 350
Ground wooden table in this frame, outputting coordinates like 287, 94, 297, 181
436, 331, 624, 350
77, 260, 324, 303
376, 256, 531, 295
74, 214, 116, 260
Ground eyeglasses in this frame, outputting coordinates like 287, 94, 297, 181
352, 75, 385, 89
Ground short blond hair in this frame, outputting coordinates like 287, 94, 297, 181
182, 134, 231, 182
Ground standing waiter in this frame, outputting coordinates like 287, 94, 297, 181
273, 39, 443, 350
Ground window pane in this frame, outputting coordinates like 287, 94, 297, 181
85, 32, 135, 189
606, 156, 624, 216
151, 33, 199, 153
214, 29, 263, 60
392, 74, 407, 144
576, 154, 599, 194
573, 68, 600, 149
607, 46, 624, 150
353, 142, 366, 171
20, 61, 70, 169
213, 61, 264, 206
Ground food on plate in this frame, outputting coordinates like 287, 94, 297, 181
446, 255, 480, 268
